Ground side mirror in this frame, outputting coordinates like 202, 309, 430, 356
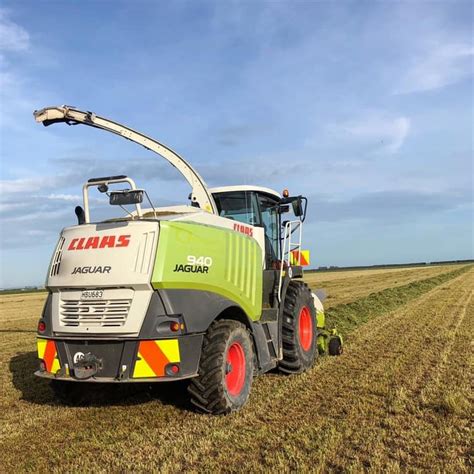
75, 206, 86, 225
292, 197, 304, 217
280, 195, 307, 220
109, 190, 144, 206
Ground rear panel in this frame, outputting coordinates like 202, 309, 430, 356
47, 221, 158, 336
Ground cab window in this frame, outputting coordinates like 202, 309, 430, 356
212, 191, 260, 226
257, 194, 280, 262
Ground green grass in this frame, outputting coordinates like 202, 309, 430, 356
326, 265, 472, 337
1, 264, 472, 472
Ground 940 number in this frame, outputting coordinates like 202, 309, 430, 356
187, 255, 213, 266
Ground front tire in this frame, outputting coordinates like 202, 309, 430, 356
188, 320, 254, 415
279, 281, 317, 374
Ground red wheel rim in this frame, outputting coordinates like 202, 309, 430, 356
298, 306, 313, 352
225, 342, 246, 396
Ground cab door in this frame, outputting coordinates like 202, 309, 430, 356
256, 193, 281, 309
212, 189, 280, 309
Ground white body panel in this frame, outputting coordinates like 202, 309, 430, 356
47, 221, 158, 336
210, 185, 281, 200
312, 293, 324, 314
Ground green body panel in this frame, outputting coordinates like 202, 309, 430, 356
316, 310, 325, 329
316, 310, 326, 353
152, 221, 263, 320
317, 326, 344, 355
317, 334, 328, 355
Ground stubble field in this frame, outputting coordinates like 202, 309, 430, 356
0, 264, 472, 472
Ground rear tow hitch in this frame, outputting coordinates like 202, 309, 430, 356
73, 353, 103, 379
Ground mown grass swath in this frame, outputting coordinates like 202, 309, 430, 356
325, 265, 472, 337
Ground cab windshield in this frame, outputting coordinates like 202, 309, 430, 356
213, 192, 260, 226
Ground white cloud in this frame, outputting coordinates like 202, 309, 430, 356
0, 10, 40, 133
25, 229, 50, 236
0, 9, 29, 52
44, 193, 103, 205
336, 114, 411, 154
1, 207, 69, 224
46, 193, 83, 202
0, 176, 58, 194
0, 201, 26, 213
395, 43, 473, 94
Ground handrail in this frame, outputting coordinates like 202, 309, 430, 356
82, 176, 142, 224
278, 220, 302, 301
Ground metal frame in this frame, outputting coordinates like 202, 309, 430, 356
82, 176, 142, 224
278, 219, 303, 301
34, 105, 218, 214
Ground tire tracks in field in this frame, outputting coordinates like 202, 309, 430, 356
306, 265, 467, 308
183, 269, 473, 472
149, 269, 473, 472
249, 272, 472, 471
1, 269, 472, 472
380, 284, 473, 473
323, 265, 471, 336
417, 286, 472, 402
314, 271, 474, 472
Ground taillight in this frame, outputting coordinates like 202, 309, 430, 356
38, 320, 46, 333
170, 322, 185, 332
165, 363, 180, 375
170, 321, 180, 332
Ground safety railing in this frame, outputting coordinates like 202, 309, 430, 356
278, 219, 302, 301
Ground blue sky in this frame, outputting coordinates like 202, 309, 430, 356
0, 1, 472, 288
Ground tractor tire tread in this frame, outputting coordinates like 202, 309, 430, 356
278, 280, 317, 374
187, 319, 253, 415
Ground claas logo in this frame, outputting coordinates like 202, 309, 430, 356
233, 223, 253, 237
67, 235, 131, 251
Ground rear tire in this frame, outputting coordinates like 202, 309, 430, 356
188, 320, 254, 415
279, 281, 317, 374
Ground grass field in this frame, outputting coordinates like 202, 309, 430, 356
0, 264, 472, 472
305, 264, 468, 308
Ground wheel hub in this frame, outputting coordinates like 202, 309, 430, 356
298, 306, 313, 352
225, 342, 246, 396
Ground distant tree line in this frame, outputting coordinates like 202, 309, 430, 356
307, 259, 474, 273
0, 286, 46, 294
